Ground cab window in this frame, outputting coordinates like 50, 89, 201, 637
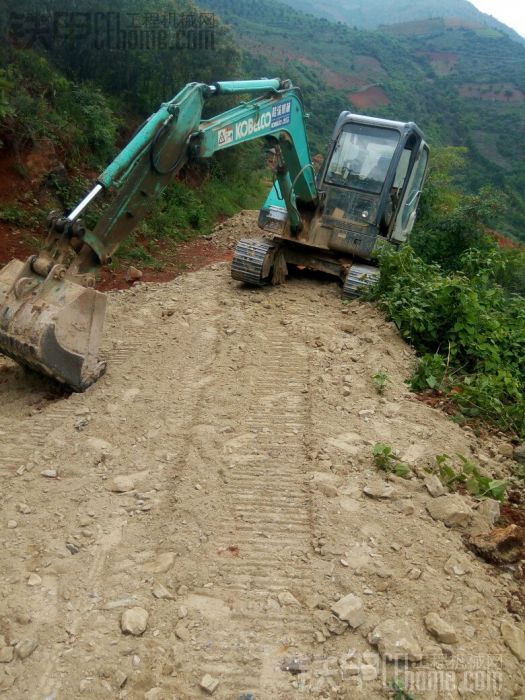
325, 124, 399, 195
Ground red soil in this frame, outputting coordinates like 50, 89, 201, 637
349, 86, 390, 109
0, 217, 233, 292
0, 222, 34, 266
96, 240, 233, 291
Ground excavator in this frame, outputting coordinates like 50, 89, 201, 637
0, 78, 428, 392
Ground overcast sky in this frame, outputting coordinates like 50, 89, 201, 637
469, 0, 525, 37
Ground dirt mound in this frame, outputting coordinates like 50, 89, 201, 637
0, 212, 523, 698
210, 209, 261, 249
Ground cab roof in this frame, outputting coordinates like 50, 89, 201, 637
334, 111, 425, 141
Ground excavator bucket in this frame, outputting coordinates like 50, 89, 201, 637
0, 257, 107, 391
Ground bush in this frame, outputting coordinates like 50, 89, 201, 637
412, 185, 504, 270
137, 169, 267, 243
370, 244, 525, 437
0, 50, 119, 166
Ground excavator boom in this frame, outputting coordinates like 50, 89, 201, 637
0, 78, 317, 390
0, 77, 427, 391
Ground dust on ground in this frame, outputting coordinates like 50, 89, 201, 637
0, 211, 524, 699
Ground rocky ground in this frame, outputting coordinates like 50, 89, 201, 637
0, 212, 524, 699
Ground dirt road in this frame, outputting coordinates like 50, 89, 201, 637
0, 213, 524, 698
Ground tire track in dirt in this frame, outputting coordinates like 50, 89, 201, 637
0, 387, 72, 473
0, 306, 160, 474
191, 324, 316, 697
26, 279, 229, 699
34, 281, 226, 698
1, 250, 524, 699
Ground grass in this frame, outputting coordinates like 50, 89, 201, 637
112, 171, 267, 268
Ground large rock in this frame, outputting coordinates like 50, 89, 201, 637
476, 498, 500, 527
175, 622, 190, 641
200, 674, 220, 694
369, 619, 422, 662
424, 612, 458, 644
126, 266, 143, 283
278, 591, 301, 607
14, 639, 38, 660
501, 621, 525, 661
152, 582, 175, 600
424, 475, 446, 498
120, 607, 149, 636
443, 554, 472, 576
107, 470, 149, 493
467, 525, 524, 565
498, 443, 514, 458
512, 444, 525, 463
331, 594, 365, 628
140, 552, 175, 574
426, 495, 473, 527
86, 437, 113, 452
108, 475, 136, 493
469, 498, 502, 537
363, 480, 396, 499
312, 473, 339, 498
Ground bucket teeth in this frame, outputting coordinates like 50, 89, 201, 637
0, 258, 106, 391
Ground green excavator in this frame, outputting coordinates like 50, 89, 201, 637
0, 78, 428, 392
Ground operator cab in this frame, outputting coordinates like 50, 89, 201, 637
320, 113, 428, 258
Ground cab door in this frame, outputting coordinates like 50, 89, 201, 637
390, 142, 429, 243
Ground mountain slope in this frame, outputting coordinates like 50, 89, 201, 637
200, 0, 525, 239
280, 0, 525, 43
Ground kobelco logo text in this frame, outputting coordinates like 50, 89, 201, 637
235, 111, 272, 139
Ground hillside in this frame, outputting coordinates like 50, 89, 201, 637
0, 0, 270, 272
385, 18, 525, 235
1, 0, 524, 241
199, 0, 525, 240
279, 0, 525, 43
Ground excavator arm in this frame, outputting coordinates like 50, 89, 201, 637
0, 78, 317, 391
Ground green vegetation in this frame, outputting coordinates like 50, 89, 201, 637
0, 205, 30, 226
114, 167, 266, 265
434, 453, 507, 500
0, 0, 262, 263
372, 443, 411, 477
201, 0, 525, 240
369, 149, 525, 439
142, 169, 265, 240
372, 370, 390, 394
0, 50, 120, 165
389, 678, 418, 700
371, 245, 524, 437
